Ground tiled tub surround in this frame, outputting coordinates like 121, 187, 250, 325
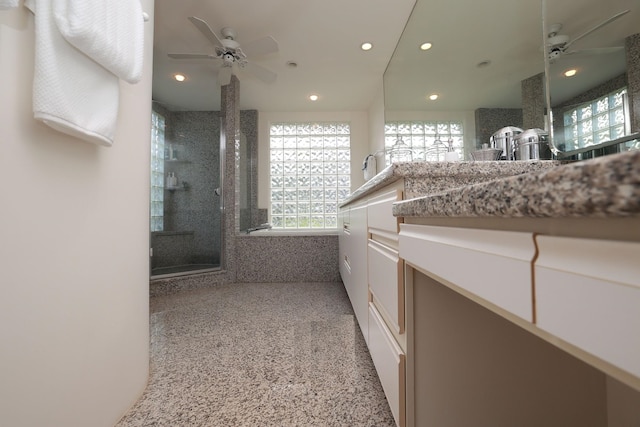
116, 282, 395, 427
393, 150, 640, 219
235, 234, 340, 283
341, 160, 560, 207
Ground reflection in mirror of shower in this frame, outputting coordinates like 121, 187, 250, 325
149, 107, 222, 277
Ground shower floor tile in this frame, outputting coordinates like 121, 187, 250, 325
116, 282, 395, 427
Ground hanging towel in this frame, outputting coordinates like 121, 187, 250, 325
26, 0, 119, 146
0, 0, 19, 10
53, 0, 144, 84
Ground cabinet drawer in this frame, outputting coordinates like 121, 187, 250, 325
368, 303, 405, 427
367, 189, 402, 235
535, 236, 640, 379
368, 239, 404, 334
399, 224, 536, 321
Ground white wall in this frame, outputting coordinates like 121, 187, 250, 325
257, 111, 369, 209
0, 3, 153, 426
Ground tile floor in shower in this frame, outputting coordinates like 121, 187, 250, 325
116, 281, 395, 427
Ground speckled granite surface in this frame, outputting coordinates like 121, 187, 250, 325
393, 150, 640, 218
341, 160, 560, 206
236, 235, 340, 283
116, 282, 395, 427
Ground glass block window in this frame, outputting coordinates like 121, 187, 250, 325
563, 88, 628, 150
150, 111, 165, 232
269, 122, 351, 229
384, 121, 464, 165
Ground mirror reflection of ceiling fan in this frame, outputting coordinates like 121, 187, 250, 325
546, 9, 630, 62
168, 16, 279, 86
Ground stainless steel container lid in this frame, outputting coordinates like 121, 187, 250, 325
491, 126, 523, 140
516, 128, 548, 145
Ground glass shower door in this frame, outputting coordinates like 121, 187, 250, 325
150, 106, 222, 277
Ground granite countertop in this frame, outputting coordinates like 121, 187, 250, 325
340, 160, 560, 206
393, 150, 640, 218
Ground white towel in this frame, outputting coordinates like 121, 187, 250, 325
0, 0, 19, 10
53, 0, 144, 84
26, 0, 119, 146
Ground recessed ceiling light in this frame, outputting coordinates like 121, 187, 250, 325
428, 94, 438, 101
286, 61, 298, 68
173, 73, 186, 82
309, 94, 319, 101
420, 42, 433, 51
564, 69, 577, 77
361, 42, 373, 51
476, 60, 491, 68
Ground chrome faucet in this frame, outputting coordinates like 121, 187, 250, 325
246, 223, 272, 234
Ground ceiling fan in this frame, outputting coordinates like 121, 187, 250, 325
546, 9, 630, 62
168, 16, 279, 86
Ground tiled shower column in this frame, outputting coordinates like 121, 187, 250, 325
221, 75, 241, 283
521, 72, 546, 130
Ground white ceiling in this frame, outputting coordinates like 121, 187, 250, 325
152, 0, 416, 112
152, 0, 639, 113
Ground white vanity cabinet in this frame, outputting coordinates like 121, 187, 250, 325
535, 235, 640, 382
366, 184, 405, 427
338, 181, 406, 427
339, 200, 369, 342
398, 221, 640, 426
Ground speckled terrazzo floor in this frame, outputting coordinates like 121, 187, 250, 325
116, 282, 395, 427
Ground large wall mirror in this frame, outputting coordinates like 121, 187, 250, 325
544, 0, 639, 157
384, 0, 639, 162
383, 0, 545, 162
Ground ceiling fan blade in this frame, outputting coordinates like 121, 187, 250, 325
241, 36, 279, 57
245, 61, 277, 84
168, 53, 216, 60
564, 46, 624, 57
565, 9, 630, 49
188, 16, 224, 47
218, 66, 233, 86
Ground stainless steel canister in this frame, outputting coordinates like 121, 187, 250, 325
514, 128, 551, 161
490, 126, 523, 160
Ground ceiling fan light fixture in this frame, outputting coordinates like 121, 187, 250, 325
361, 42, 373, 51
419, 42, 432, 51
173, 73, 186, 82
